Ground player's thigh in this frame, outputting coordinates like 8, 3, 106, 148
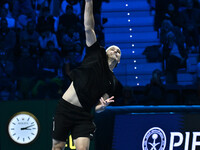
74, 137, 90, 150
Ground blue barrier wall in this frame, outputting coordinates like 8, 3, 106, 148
95, 105, 200, 150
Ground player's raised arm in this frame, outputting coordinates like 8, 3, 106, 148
84, 0, 97, 47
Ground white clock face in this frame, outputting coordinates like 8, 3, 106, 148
8, 112, 40, 144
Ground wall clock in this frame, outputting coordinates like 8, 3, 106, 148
8, 111, 40, 144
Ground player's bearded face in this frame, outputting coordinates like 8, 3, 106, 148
106, 46, 121, 63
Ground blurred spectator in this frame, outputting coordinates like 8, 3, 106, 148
61, 42, 84, 91
163, 32, 187, 84
160, 19, 185, 50
61, 0, 81, 15
38, 27, 59, 49
0, 61, 17, 101
0, 15, 17, 101
32, 77, 63, 99
60, 32, 75, 57
63, 42, 84, 77
58, 3, 84, 45
49, 0, 61, 17
160, 19, 174, 41
37, 6, 55, 33
164, 3, 180, 27
1, 1, 13, 17
16, 14, 29, 30
32, 41, 63, 99
0, 86, 16, 101
143, 45, 162, 62
0, 18, 16, 60
14, 45, 38, 99
58, 4, 81, 33
144, 69, 165, 105
14, 46, 38, 77
0, 88, 11, 101
60, 0, 68, 15
178, 0, 200, 49
59, 29, 81, 57
12, 0, 34, 18
38, 41, 62, 79
19, 20, 40, 54
0, 3, 15, 28
154, 0, 180, 30
0, 60, 14, 79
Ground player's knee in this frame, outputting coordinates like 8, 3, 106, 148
52, 139, 65, 150
52, 144, 65, 150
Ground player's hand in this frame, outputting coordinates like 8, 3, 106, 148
99, 96, 115, 108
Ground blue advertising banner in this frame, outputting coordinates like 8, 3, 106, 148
112, 113, 200, 150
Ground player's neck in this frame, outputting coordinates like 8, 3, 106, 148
108, 59, 117, 71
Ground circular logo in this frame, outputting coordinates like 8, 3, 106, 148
142, 127, 166, 150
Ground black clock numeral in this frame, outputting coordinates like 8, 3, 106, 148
23, 138, 25, 142
17, 137, 20, 140
16, 118, 19, 121
32, 128, 36, 129
11, 128, 14, 130
13, 133, 16, 136
28, 136, 30, 140
12, 122, 16, 125
27, 117, 30, 121
31, 122, 34, 124
31, 133, 35, 135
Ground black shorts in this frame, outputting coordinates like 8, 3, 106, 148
52, 98, 96, 141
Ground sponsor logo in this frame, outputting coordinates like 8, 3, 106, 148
142, 127, 166, 150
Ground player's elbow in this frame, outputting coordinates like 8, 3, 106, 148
84, 28, 95, 37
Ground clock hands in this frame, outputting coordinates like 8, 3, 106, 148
21, 124, 35, 130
